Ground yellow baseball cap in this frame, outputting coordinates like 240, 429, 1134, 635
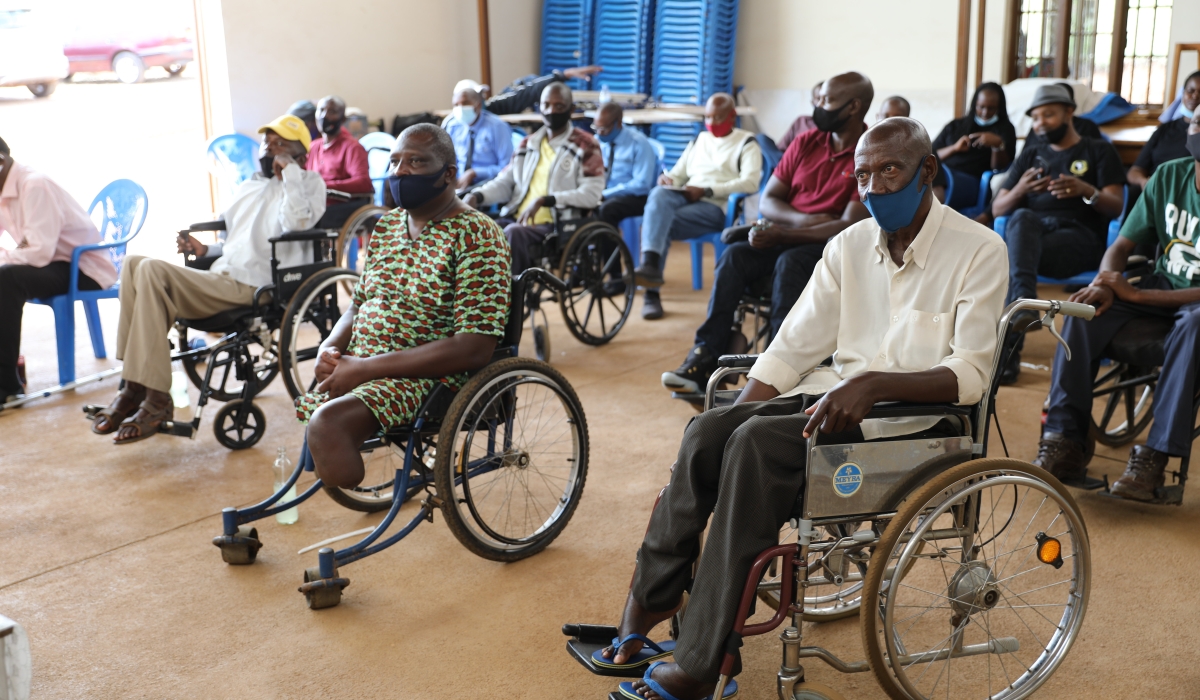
257, 114, 312, 151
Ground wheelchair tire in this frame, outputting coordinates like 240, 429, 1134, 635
557, 221, 634, 346
279, 267, 360, 400
433, 357, 588, 561
335, 204, 388, 288
212, 399, 266, 450
177, 324, 280, 403
861, 458, 1090, 700
323, 437, 431, 513
1088, 362, 1155, 447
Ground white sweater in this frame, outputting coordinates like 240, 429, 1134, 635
666, 127, 763, 211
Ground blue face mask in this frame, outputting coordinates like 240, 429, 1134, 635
974, 114, 999, 127
388, 164, 449, 210
862, 157, 930, 233
1179, 105, 1195, 120
597, 126, 620, 144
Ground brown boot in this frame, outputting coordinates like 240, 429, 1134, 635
1110, 445, 1168, 501
1032, 432, 1091, 483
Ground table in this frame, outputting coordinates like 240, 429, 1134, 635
1100, 120, 1157, 166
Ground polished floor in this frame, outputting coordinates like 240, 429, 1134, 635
2, 245, 1198, 699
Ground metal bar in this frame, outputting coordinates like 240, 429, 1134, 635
894, 636, 1020, 665
477, 0, 492, 90
797, 646, 871, 674
1055, 0, 1074, 78
2, 365, 123, 410
976, 0, 988, 88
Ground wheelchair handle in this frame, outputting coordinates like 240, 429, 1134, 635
1057, 301, 1096, 320
187, 220, 227, 232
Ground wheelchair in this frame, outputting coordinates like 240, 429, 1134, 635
566, 298, 1096, 700
84, 218, 360, 450
211, 268, 590, 610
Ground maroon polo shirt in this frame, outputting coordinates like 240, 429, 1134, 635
772, 126, 862, 215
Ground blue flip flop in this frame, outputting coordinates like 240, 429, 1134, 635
591, 634, 676, 670
617, 661, 739, 700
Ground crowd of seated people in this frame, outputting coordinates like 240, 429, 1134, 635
932, 81, 1017, 215
1127, 71, 1200, 191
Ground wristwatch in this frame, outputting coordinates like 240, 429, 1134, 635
1082, 185, 1099, 205
703, 187, 714, 198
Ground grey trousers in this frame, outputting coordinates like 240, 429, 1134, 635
631, 394, 956, 682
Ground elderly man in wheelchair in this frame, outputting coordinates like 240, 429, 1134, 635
89, 113, 326, 443
569, 119, 1096, 700
1038, 113, 1200, 502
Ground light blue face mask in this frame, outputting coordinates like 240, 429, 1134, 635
454, 105, 478, 125
1179, 105, 1195, 120
974, 114, 999, 127
863, 157, 930, 233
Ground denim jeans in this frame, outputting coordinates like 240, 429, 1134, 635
639, 187, 726, 258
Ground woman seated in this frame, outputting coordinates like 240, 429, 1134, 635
932, 82, 1017, 204
297, 124, 511, 489
1128, 71, 1200, 190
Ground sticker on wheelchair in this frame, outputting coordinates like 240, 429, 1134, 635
832, 463, 863, 498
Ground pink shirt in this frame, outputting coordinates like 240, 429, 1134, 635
305, 127, 373, 202
0, 162, 118, 289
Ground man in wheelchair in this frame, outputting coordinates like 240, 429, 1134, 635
296, 124, 511, 490
601, 119, 1008, 700
90, 114, 326, 443
1039, 113, 1200, 501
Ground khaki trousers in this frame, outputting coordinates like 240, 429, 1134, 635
116, 256, 257, 393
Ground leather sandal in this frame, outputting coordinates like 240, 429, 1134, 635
92, 383, 147, 435
113, 392, 173, 445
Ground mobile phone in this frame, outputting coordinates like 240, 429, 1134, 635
1033, 155, 1051, 179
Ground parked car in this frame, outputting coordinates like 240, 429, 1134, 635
0, 6, 69, 97
64, 25, 192, 84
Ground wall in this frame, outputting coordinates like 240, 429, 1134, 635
1168, 0, 1200, 98
204, 0, 541, 137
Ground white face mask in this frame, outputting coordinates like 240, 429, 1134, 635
454, 105, 478, 125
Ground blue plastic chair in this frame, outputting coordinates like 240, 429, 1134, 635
618, 137, 667, 263
205, 134, 259, 193
359, 131, 396, 206
993, 185, 1127, 287
29, 180, 148, 386
942, 165, 1002, 220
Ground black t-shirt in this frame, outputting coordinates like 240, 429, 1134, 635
1024, 116, 1103, 148
1132, 118, 1192, 176
932, 116, 1018, 178
1001, 136, 1126, 235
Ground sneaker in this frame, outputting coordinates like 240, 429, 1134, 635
642, 290, 664, 320
662, 345, 717, 393
1032, 432, 1091, 483
633, 265, 664, 288
1110, 445, 1168, 501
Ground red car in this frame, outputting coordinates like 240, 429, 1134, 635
64, 27, 192, 84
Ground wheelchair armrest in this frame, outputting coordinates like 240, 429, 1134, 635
187, 220, 227, 232
717, 354, 758, 368
863, 402, 973, 420
184, 254, 220, 271
268, 229, 340, 243
325, 189, 354, 202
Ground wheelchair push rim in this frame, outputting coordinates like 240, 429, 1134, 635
279, 268, 360, 400
862, 458, 1090, 700
556, 221, 634, 347
434, 358, 588, 561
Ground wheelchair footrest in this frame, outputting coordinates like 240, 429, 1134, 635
1060, 473, 1107, 491
1097, 483, 1185, 506
563, 623, 647, 678
82, 405, 102, 419
159, 420, 197, 438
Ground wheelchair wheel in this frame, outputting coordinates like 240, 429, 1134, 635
323, 435, 433, 513
557, 221, 634, 346
861, 458, 1090, 700
1089, 362, 1155, 447
335, 204, 387, 291
177, 325, 280, 403
433, 357, 588, 561
279, 267, 360, 399
759, 521, 868, 621
212, 399, 266, 450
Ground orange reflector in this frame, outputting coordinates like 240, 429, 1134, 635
1035, 532, 1063, 569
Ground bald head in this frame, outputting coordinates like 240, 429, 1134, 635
707, 92, 735, 118
818, 72, 874, 123
594, 101, 625, 138
543, 82, 573, 105
854, 117, 936, 213
316, 95, 346, 136
876, 96, 911, 122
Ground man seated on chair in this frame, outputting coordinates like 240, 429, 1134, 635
1023, 83, 1103, 147
991, 83, 1126, 384
0, 135, 118, 402
776, 80, 824, 152
593, 102, 659, 230
462, 82, 604, 277
600, 118, 1007, 700
307, 95, 375, 229
661, 73, 872, 393
289, 99, 320, 142
443, 79, 514, 191
634, 93, 762, 320
297, 124, 511, 489
1037, 113, 1200, 501
90, 114, 326, 444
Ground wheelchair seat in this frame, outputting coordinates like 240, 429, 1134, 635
1104, 315, 1174, 367
178, 307, 260, 334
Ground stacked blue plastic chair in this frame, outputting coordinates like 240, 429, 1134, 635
30, 180, 148, 386
592, 0, 655, 95
540, 0, 596, 90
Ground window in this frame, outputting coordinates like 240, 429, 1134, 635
1008, 0, 1175, 107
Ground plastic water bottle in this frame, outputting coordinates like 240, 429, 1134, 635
599, 83, 612, 104
168, 360, 193, 422
273, 447, 299, 524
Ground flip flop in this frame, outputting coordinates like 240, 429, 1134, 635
591, 634, 676, 671
617, 661, 738, 700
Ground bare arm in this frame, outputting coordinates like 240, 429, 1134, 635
755, 200, 870, 248
758, 175, 832, 228
802, 367, 959, 437
317, 332, 499, 399
1126, 166, 1150, 189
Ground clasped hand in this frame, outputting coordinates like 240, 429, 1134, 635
315, 347, 364, 399
802, 374, 879, 438
1069, 270, 1137, 316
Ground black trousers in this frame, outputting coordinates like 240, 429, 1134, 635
694, 241, 826, 354
1004, 209, 1106, 306
0, 262, 102, 393
631, 395, 957, 681
596, 194, 648, 228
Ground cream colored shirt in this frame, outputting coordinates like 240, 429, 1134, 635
666, 127, 762, 210
747, 202, 1008, 439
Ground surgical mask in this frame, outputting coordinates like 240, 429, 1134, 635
259, 154, 275, 178
862, 157, 930, 233
707, 117, 733, 138
1040, 122, 1070, 144
1186, 132, 1200, 161
597, 127, 619, 144
387, 164, 449, 210
454, 105, 478, 125
1179, 105, 1195, 120
812, 101, 851, 133
542, 109, 571, 131
974, 114, 999, 127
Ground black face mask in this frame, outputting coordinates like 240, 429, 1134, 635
1186, 132, 1200, 161
259, 154, 275, 178
388, 164, 449, 210
319, 116, 343, 136
542, 109, 571, 131
812, 101, 851, 133
1040, 122, 1070, 144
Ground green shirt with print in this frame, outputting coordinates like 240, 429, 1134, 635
1120, 156, 1200, 289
